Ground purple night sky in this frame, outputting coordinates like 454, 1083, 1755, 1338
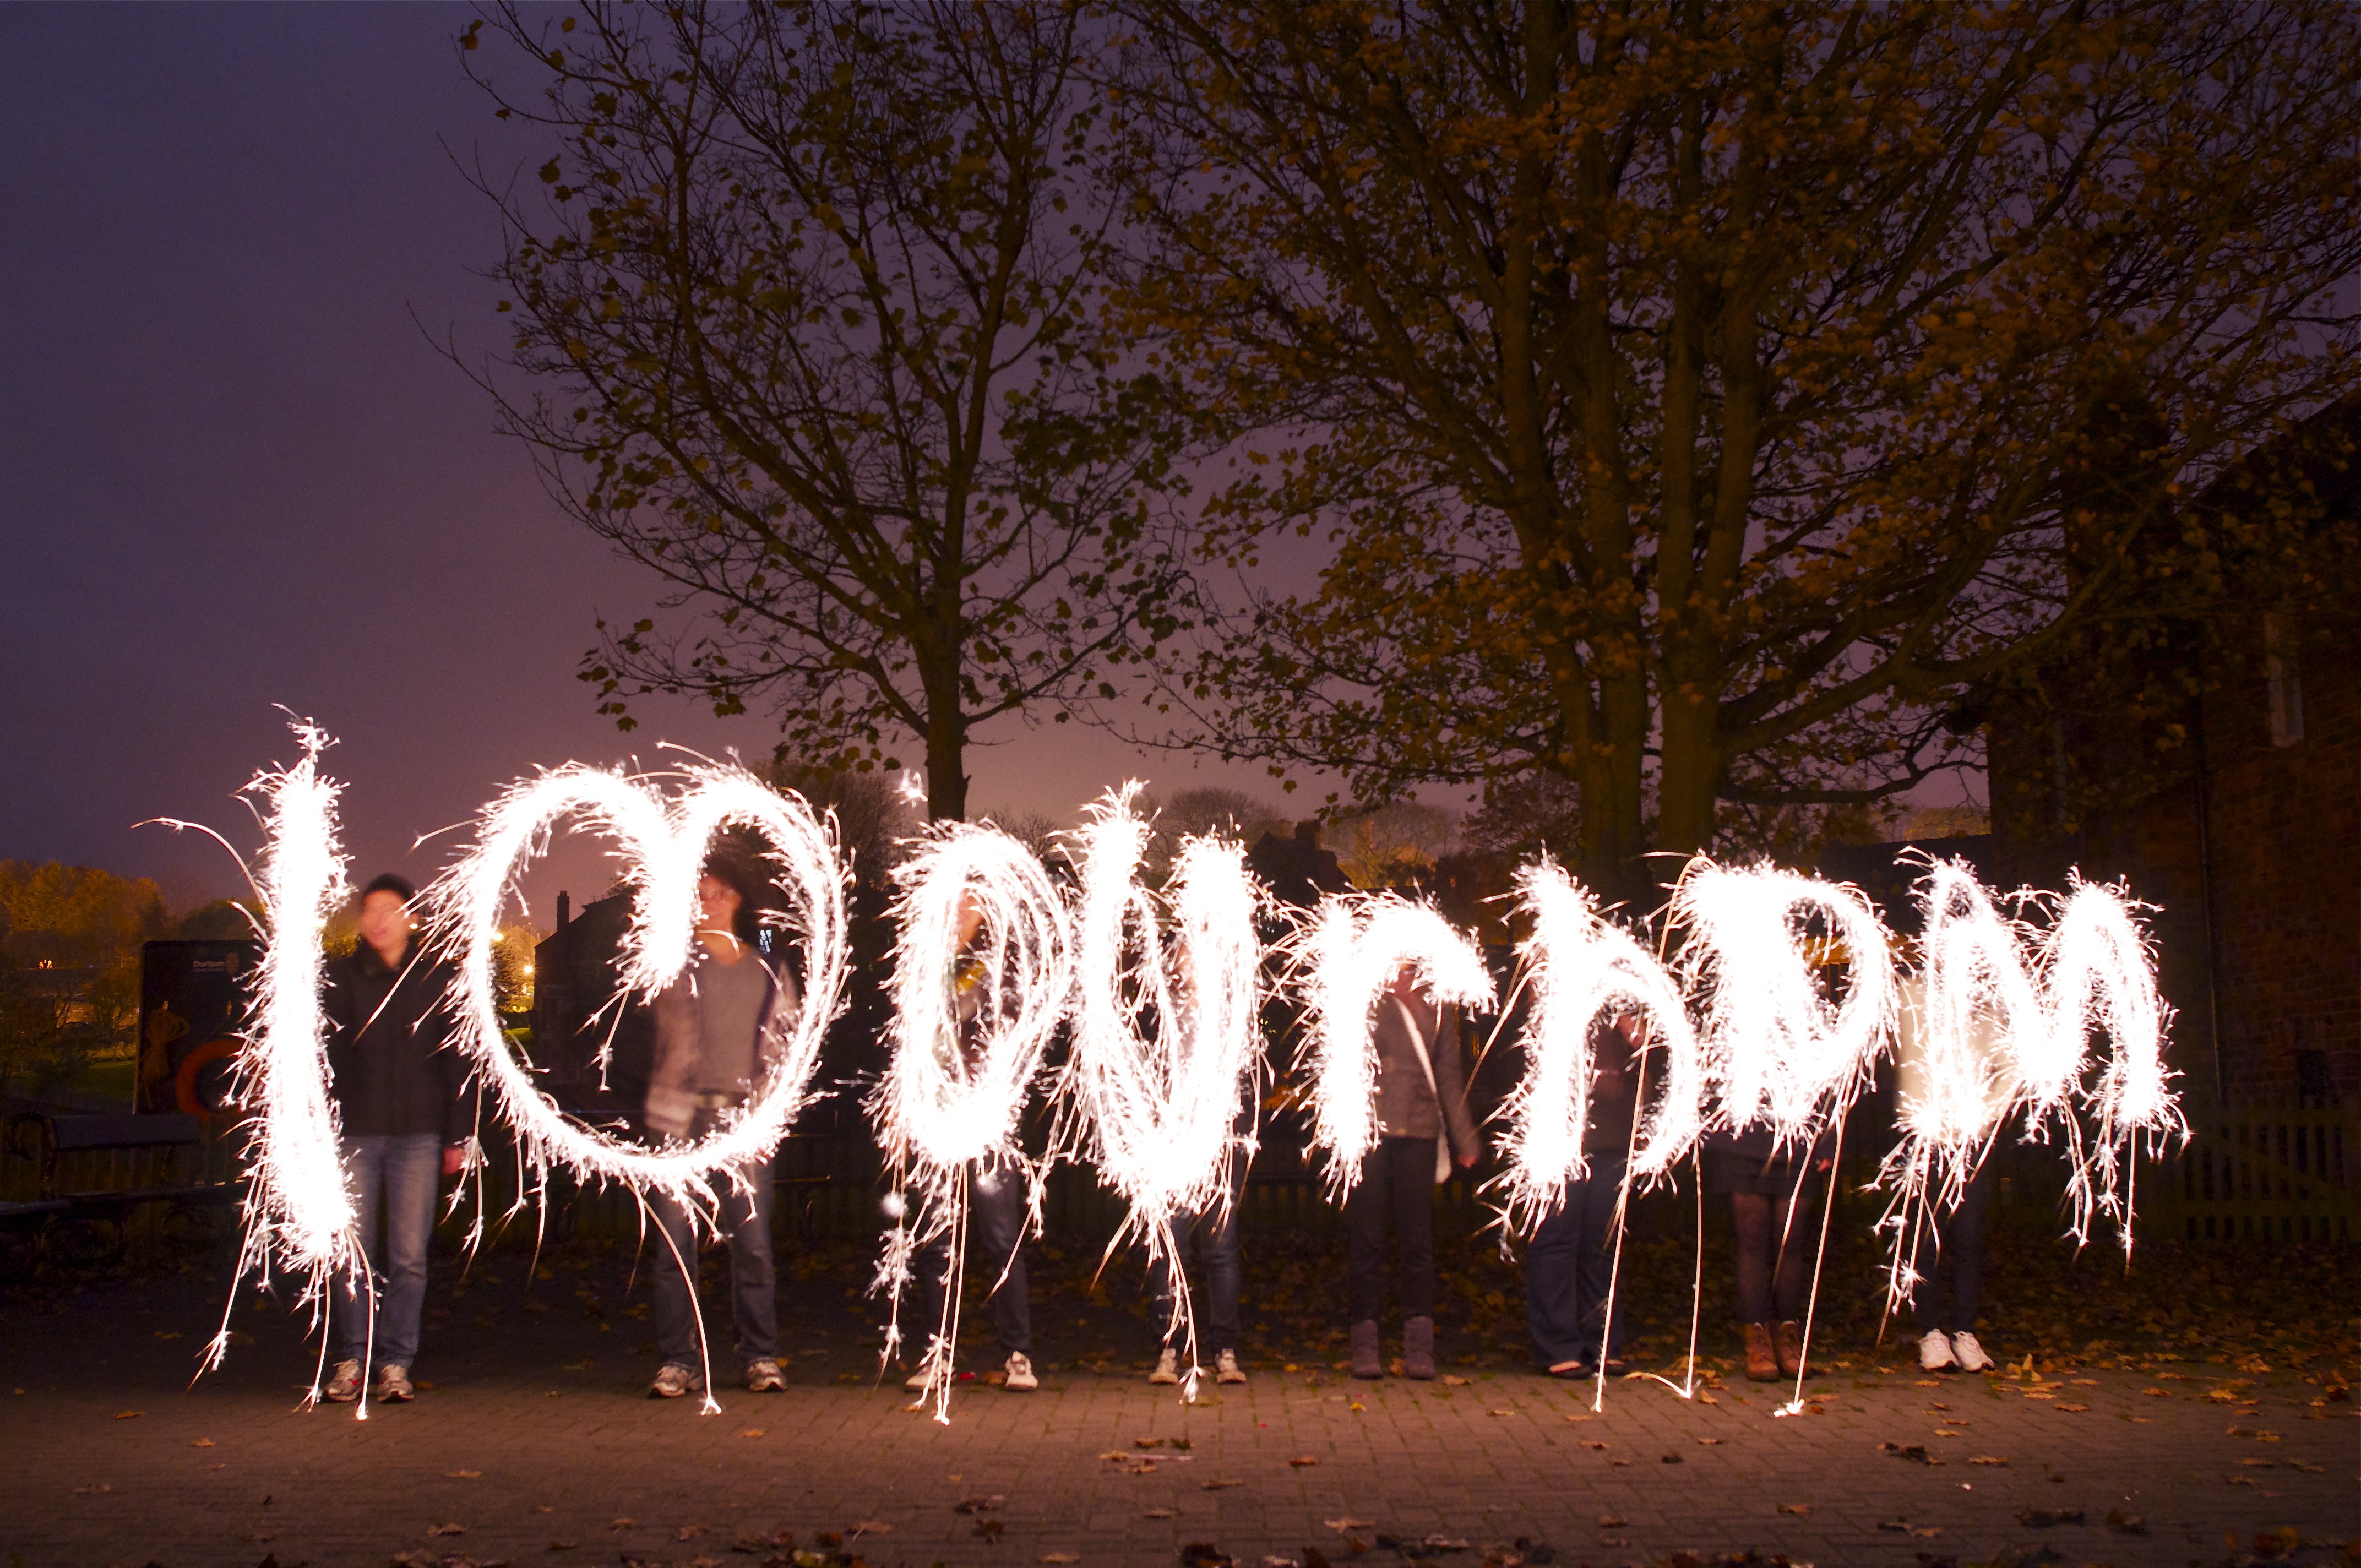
0, 4, 1294, 922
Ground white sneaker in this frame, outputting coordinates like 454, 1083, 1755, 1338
1003, 1351, 1038, 1392
904, 1365, 935, 1392
1918, 1330, 1957, 1371
1149, 1347, 1180, 1385
1215, 1348, 1247, 1385
1949, 1331, 1994, 1372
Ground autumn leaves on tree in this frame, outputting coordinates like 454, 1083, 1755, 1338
467, 1, 2361, 890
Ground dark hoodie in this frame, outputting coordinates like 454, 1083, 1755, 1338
323, 939, 475, 1142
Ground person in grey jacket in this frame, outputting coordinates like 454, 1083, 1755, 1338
1347, 962, 1484, 1380
643, 854, 797, 1400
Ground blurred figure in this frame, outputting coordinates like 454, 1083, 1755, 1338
1524, 1012, 1644, 1378
1704, 1124, 1830, 1381
907, 891, 1039, 1395
643, 854, 797, 1400
1895, 969, 2002, 1374
1347, 963, 1483, 1381
322, 873, 474, 1405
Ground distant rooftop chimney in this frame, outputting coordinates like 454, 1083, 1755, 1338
556, 891, 570, 931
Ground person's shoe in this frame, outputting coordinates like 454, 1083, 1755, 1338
1002, 1352, 1038, 1392
1919, 1329, 1957, 1371
1402, 1316, 1438, 1381
1743, 1322, 1779, 1381
323, 1359, 363, 1404
1149, 1347, 1181, 1385
648, 1363, 704, 1399
1350, 1319, 1384, 1380
1215, 1348, 1247, 1385
1546, 1359, 1587, 1379
1775, 1320, 1806, 1378
744, 1357, 785, 1392
904, 1364, 936, 1393
373, 1363, 415, 1403
1949, 1331, 1995, 1373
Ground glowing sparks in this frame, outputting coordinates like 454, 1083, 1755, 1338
1672, 861, 1898, 1152
429, 763, 850, 1211
1299, 892, 1495, 1198
1066, 788, 1263, 1229
1495, 859, 1704, 1232
869, 818, 1074, 1417
234, 724, 359, 1282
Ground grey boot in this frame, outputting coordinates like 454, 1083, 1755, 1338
1350, 1319, 1384, 1380
1403, 1316, 1438, 1380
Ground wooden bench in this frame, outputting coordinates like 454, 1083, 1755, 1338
2, 1112, 243, 1268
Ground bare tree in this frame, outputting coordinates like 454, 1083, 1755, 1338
459, 0, 1196, 821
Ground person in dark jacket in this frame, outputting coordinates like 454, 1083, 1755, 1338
323, 873, 474, 1405
644, 854, 797, 1401
1524, 1011, 1644, 1377
1348, 963, 1484, 1381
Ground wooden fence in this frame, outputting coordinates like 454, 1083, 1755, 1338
2139, 1104, 2355, 1243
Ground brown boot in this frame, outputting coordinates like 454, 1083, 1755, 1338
1743, 1322, 1778, 1380
1776, 1320, 1806, 1378
1350, 1320, 1384, 1380
1402, 1317, 1437, 1381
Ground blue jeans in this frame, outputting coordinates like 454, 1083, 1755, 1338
650, 1156, 779, 1369
1148, 1156, 1244, 1354
1525, 1151, 1626, 1368
336, 1133, 442, 1369
914, 1163, 1032, 1356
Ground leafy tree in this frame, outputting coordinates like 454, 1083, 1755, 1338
460, 0, 1195, 821
0, 862, 170, 1087
1107, 0, 2361, 901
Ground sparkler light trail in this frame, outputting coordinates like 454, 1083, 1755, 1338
869, 819, 1074, 1418
1671, 861, 1899, 1152
224, 725, 361, 1291
1062, 787, 1266, 1379
1299, 892, 1495, 1199
1877, 862, 2180, 1305
429, 763, 850, 1221
1494, 859, 1704, 1234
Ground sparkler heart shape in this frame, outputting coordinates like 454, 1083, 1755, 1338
1300, 892, 1496, 1197
1065, 788, 1264, 1235
437, 762, 850, 1207
1498, 860, 1706, 1229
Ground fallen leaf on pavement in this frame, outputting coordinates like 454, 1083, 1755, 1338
1144, 1509, 1176, 1520
1776, 1504, 1810, 1516
1695, 1437, 1723, 1445
1969, 1456, 2008, 1467
1202, 1479, 1245, 1490
956, 1496, 1008, 1513
1596, 1516, 1626, 1528
1322, 1520, 1370, 1532
1041, 1556, 1080, 1564
447, 1470, 482, 1479
427, 1523, 467, 1537
114, 1411, 143, 1420
1289, 1456, 1319, 1467
192, 1439, 215, 1449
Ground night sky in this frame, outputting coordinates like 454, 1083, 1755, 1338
0, 4, 1290, 921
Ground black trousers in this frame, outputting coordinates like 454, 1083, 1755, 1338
1908, 1164, 1994, 1334
1345, 1136, 1438, 1324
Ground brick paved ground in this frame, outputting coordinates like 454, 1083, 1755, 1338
4, 1246, 2354, 1568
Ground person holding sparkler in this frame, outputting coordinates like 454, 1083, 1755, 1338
1524, 1011, 1644, 1378
905, 890, 1041, 1395
321, 873, 475, 1405
1706, 1118, 1831, 1380
1894, 967, 2002, 1373
643, 853, 797, 1399
1347, 962, 1484, 1381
